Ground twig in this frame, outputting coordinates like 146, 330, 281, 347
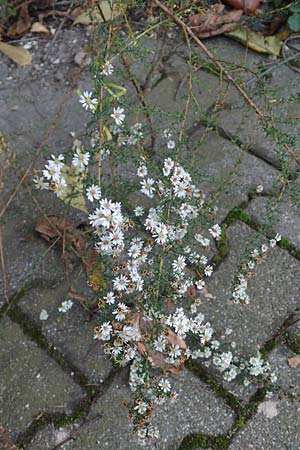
153, 0, 264, 118
0, 227, 9, 304
178, 23, 193, 144
43, 0, 75, 60
0, 424, 19, 450
0, 64, 85, 221
246, 50, 300, 85
142, 30, 167, 94
120, 54, 156, 153
50, 414, 101, 450
96, 1, 114, 185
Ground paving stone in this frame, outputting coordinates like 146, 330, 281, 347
186, 130, 279, 222
18, 284, 112, 383
268, 345, 300, 398
203, 36, 269, 72
66, 370, 234, 450
246, 195, 300, 250
145, 65, 238, 138
198, 222, 300, 357
228, 398, 300, 450
0, 218, 66, 305
0, 316, 84, 440
211, 63, 300, 171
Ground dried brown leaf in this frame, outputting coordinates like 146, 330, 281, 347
288, 355, 300, 368
189, 4, 243, 39
223, 0, 264, 14
131, 312, 187, 374
30, 22, 49, 34
0, 41, 32, 66
35, 216, 103, 291
8, 4, 31, 37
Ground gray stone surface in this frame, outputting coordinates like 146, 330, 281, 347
0, 316, 84, 439
18, 284, 112, 383
229, 398, 300, 450
68, 370, 234, 450
268, 345, 300, 398
186, 130, 279, 222
0, 217, 66, 304
246, 195, 300, 250
2, 17, 300, 450
199, 222, 300, 356
211, 63, 300, 171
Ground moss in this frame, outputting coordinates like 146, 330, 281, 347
186, 360, 242, 413
6, 304, 91, 390
214, 436, 230, 449
216, 229, 229, 258
278, 237, 290, 249
260, 338, 277, 359
226, 207, 251, 226
178, 433, 230, 450
0, 285, 31, 319
178, 434, 210, 450
286, 332, 300, 354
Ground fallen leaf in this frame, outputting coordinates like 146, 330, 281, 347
226, 27, 282, 56
59, 162, 88, 214
257, 400, 278, 419
189, 5, 243, 39
288, 355, 300, 368
30, 22, 49, 34
35, 216, 103, 291
7, 4, 31, 37
223, 0, 264, 14
0, 41, 32, 66
73, 1, 125, 26
129, 312, 187, 374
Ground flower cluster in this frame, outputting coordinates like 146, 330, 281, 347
34, 141, 90, 200
232, 233, 281, 304
34, 57, 279, 443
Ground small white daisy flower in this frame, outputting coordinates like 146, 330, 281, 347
86, 184, 101, 202
101, 60, 114, 76
79, 90, 98, 112
111, 107, 125, 126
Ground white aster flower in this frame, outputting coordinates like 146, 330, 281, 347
104, 291, 115, 305
43, 164, 61, 182
140, 178, 155, 198
53, 177, 67, 198
163, 158, 174, 177
204, 265, 213, 277
48, 154, 65, 170
134, 206, 144, 217
153, 335, 167, 353
209, 224, 222, 240
112, 302, 129, 321
113, 275, 129, 292
79, 90, 98, 112
137, 164, 148, 177
111, 106, 125, 126
86, 184, 101, 202
167, 140, 175, 149
163, 128, 172, 139
172, 255, 186, 273
101, 60, 114, 76
72, 149, 90, 170
159, 378, 171, 393
58, 299, 73, 313
33, 176, 49, 190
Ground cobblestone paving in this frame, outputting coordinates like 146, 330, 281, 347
1, 21, 300, 450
